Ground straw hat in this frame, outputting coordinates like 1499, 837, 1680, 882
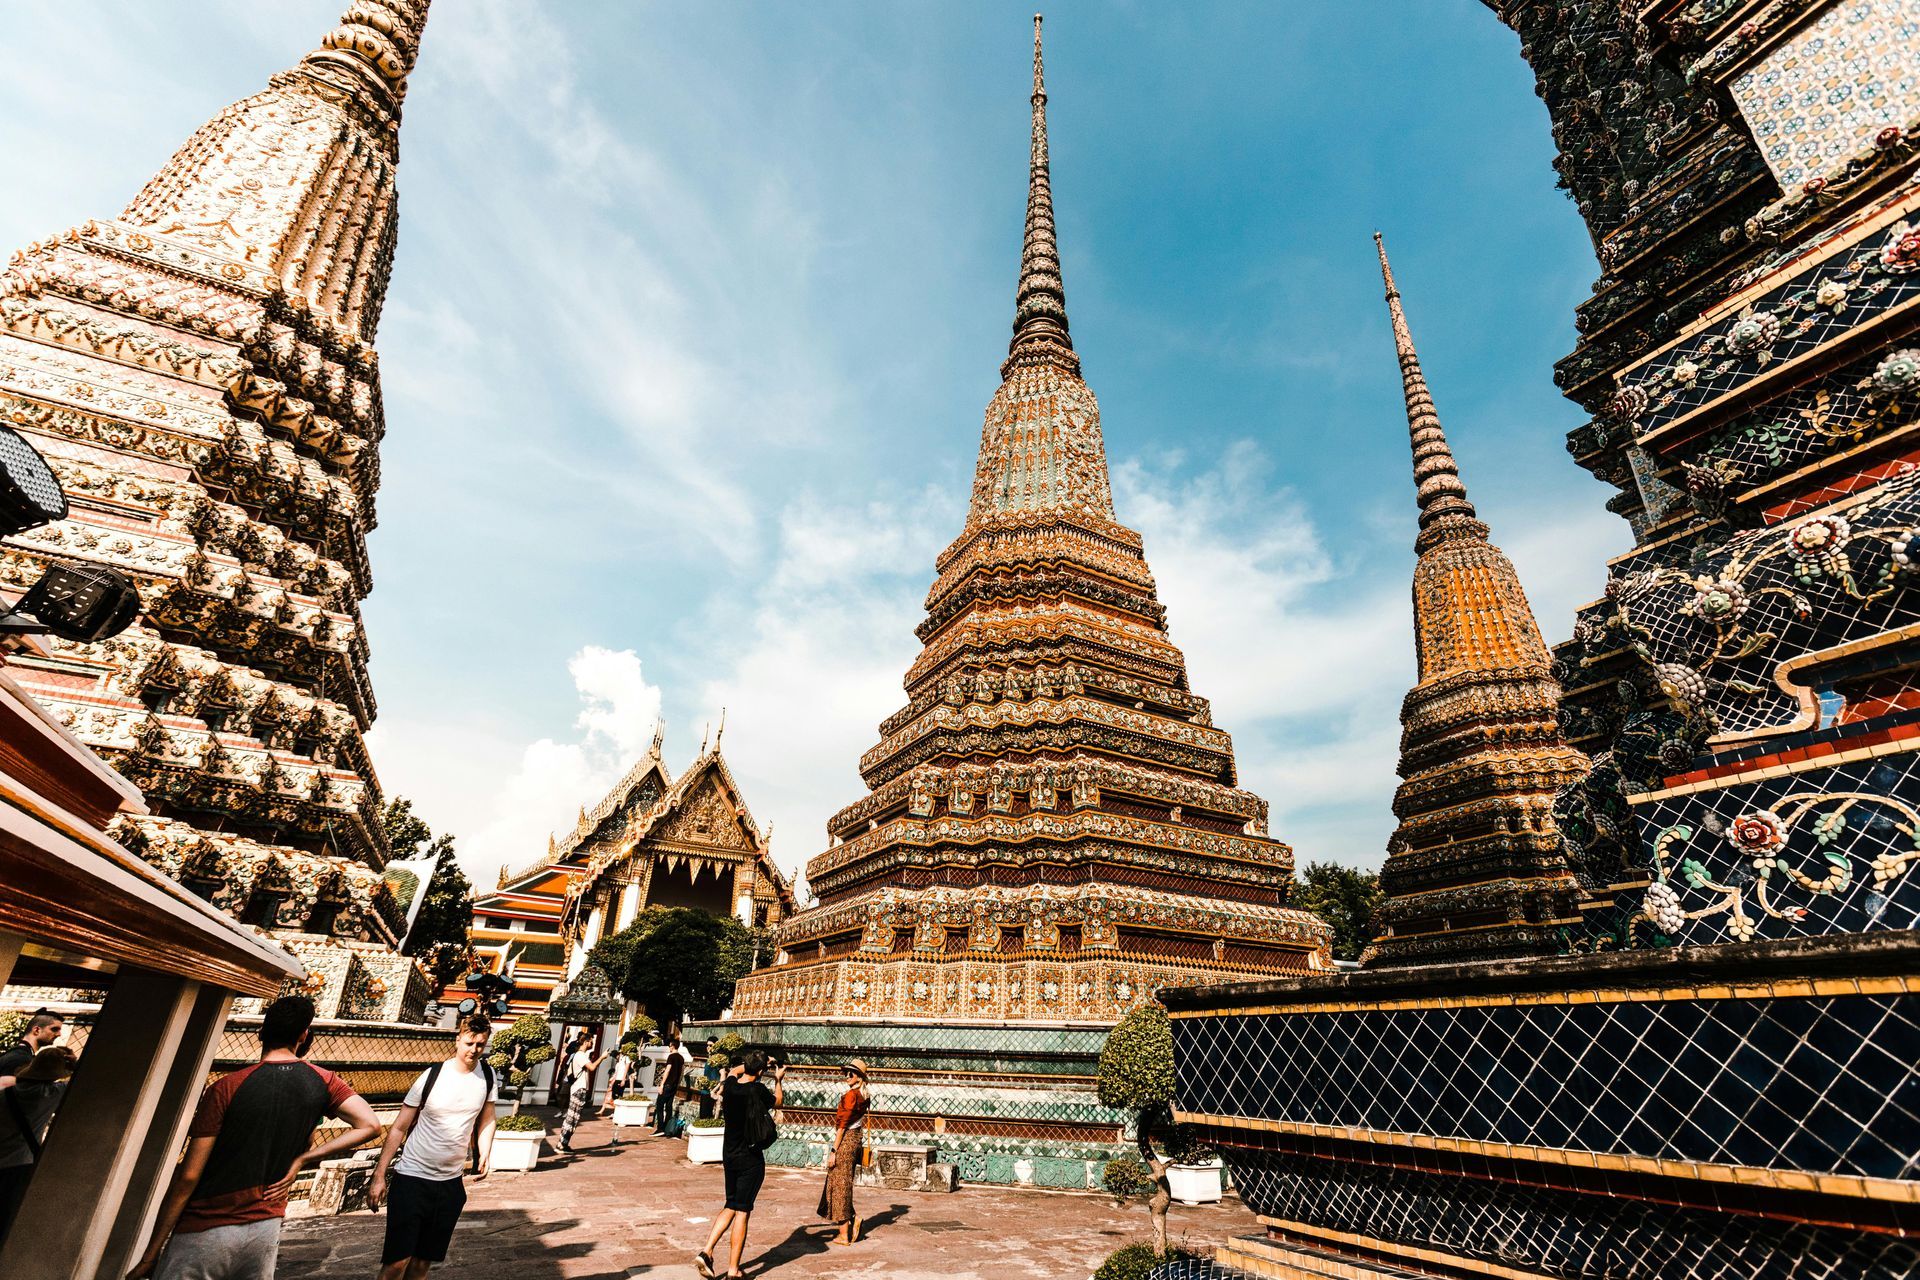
844, 1059, 870, 1080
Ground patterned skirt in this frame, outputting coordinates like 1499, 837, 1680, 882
817, 1131, 861, 1224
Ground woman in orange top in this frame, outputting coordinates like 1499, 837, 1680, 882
818, 1059, 869, 1245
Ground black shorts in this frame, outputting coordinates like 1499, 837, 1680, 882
723, 1150, 766, 1212
383, 1171, 467, 1264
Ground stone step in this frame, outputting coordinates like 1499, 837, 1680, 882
1215, 1234, 1434, 1280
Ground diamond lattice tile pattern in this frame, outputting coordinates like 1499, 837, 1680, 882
1175, 991, 1920, 1180
1216, 1146, 1919, 1280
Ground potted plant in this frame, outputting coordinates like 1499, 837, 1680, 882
1162, 1125, 1224, 1205
485, 1014, 555, 1115
686, 1115, 727, 1164
1097, 1004, 1185, 1254
492, 1112, 546, 1172
610, 1018, 658, 1132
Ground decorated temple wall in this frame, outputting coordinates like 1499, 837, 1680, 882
1164, 933, 1920, 1279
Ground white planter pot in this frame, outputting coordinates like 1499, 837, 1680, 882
612, 1097, 653, 1129
1167, 1159, 1224, 1205
492, 1129, 544, 1173
686, 1126, 726, 1164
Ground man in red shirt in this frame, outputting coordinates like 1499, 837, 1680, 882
127, 996, 381, 1280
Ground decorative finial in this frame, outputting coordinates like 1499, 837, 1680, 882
716, 707, 727, 748
651, 718, 666, 755
304, 0, 432, 107
1006, 14, 1076, 373
1373, 232, 1478, 539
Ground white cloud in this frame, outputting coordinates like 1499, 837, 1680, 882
379, 646, 664, 883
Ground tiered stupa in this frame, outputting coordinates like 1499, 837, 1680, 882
732, 17, 1328, 1027
1361, 235, 1587, 966
706, 18, 1326, 1194
0, 1, 433, 1019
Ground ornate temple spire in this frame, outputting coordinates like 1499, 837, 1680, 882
1375, 232, 1479, 542
1362, 235, 1585, 968
962, 16, 1114, 529
117, 0, 431, 342
1006, 14, 1075, 373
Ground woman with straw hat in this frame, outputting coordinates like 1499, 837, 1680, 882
818, 1059, 869, 1246
0, 1044, 76, 1245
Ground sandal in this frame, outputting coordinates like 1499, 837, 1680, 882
694, 1252, 714, 1278
853, 1214, 863, 1242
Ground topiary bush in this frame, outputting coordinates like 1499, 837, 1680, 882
1098, 1005, 1179, 1252
618, 1014, 659, 1059
690, 1116, 726, 1129
486, 1013, 556, 1113
0, 1010, 29, 1052
495, 1112, 545, 1132
706, 1030, 746, 1072
1102, 1156, 1154, 1201
1092, 1243, 1195, 1280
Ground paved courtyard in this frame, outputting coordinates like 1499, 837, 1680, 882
279, 1108, 1254, 1279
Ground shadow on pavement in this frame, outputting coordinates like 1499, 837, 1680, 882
276, 1208, 589, 1279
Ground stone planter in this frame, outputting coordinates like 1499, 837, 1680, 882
1168, 1158, 1224, 1205
687, 1125, 726, 1164
611, 1096, 653, 1134
492, 1129, 544, 1173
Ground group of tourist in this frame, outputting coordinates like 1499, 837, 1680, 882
1, 999, 874, 1279
690, 1050, 870, 1278
0, 1009, 75, 1247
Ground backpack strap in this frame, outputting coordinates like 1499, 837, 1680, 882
416, 1062, 443, 1111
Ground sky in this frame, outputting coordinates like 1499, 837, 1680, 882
0, 2, 1628, 890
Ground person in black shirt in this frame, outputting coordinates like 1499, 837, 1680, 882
0, 1011, 63, 1081
652, 1035, 686, 1136
694, 1050, 784, 1280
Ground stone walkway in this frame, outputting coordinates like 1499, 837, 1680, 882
279, 1108, 1255, 1279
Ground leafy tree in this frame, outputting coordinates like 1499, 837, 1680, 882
593, 906, 756, 1025
1097, 1004, 1179, 1254
378, 797, 474, 989
1294, 860, 1382, 961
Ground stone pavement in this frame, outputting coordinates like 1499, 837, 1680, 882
279, 1108, 1256, 1279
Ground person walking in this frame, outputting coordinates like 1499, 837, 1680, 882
557, 1033, 613, 1153
0, 1010, 62, 1079
819, 1060, 870, 1246
694, 1050, 784, 1280
0, 1045, 76, 1248
652, 1034, 686, 1137
370, 1013, 497, 1280
126, 996, 380, 1280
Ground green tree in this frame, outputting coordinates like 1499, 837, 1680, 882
379, 798, 475, 989
593, 906, 756, 1025
1294, 860, 1382, 961
1097, 1005, 1178, 1254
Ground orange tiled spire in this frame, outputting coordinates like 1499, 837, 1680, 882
1364, 234, 1587, 968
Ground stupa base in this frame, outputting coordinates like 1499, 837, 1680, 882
681, 1014, 1137, 1190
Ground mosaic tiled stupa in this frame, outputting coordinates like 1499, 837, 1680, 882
1163, 3, 1920, 1278
1362, 234, 1588, 967
0, 1, 434, 1020
703, 17, 1329, 1192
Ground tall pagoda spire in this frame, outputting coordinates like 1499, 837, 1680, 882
118, 0, 431, 342
731, 18, 1328, 1030
0, 2, 437, 1018
1008, 15, 1075, 372
1375, 232, 1478, 541
1362, 235, 1587, 968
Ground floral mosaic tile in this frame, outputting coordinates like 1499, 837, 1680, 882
1731, 0, 1920, 188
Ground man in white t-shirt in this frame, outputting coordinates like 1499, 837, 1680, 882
370, 1014, 497, 1280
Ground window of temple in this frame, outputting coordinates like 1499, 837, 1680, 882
140, 686, 174, 714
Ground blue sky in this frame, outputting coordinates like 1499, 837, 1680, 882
0, 2, 1626, 887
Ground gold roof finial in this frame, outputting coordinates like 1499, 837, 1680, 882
1374, 232, 1479, 542
1006, 14, 1076, 371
